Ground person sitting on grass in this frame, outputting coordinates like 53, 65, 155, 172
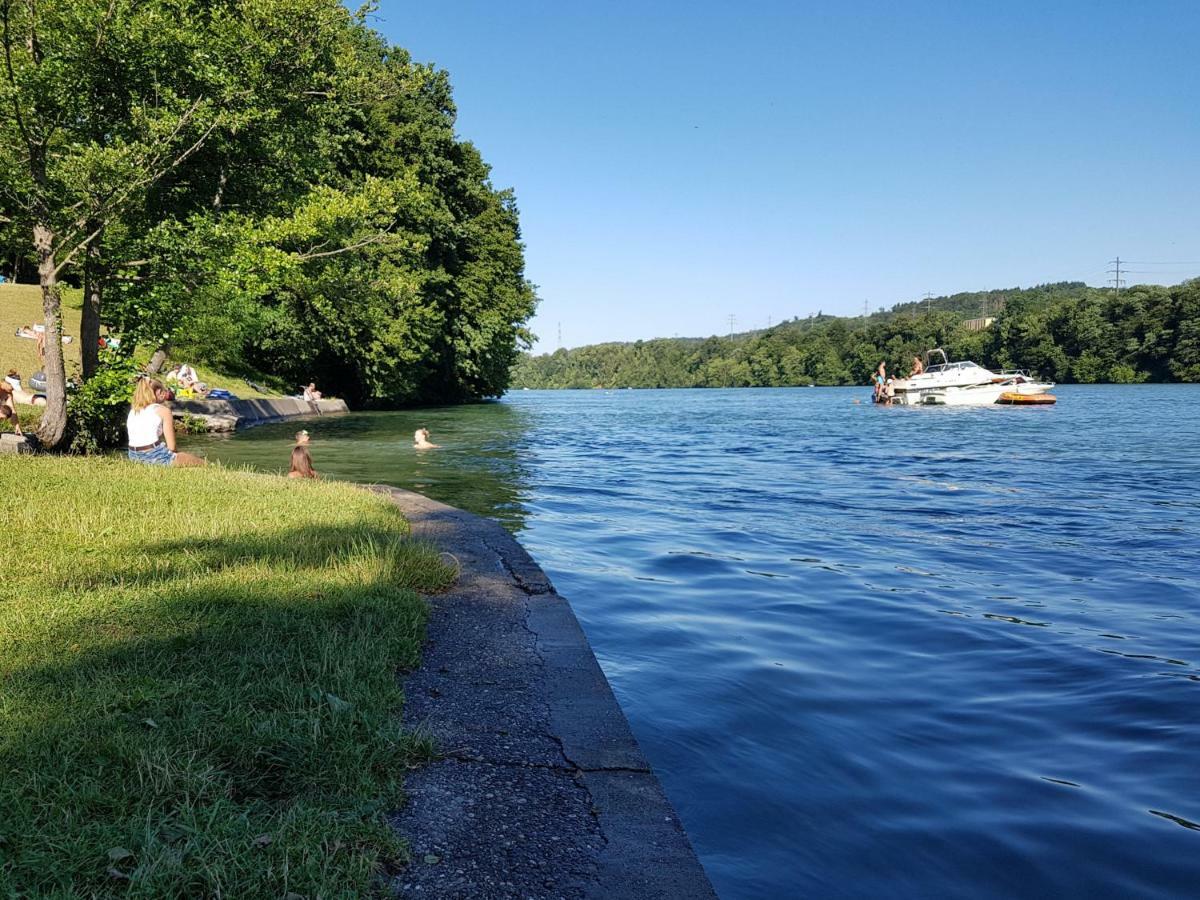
126, 377, 206, 467
295, 429, 310, 446
0, 381, 22, 435
288, 444, 317, 479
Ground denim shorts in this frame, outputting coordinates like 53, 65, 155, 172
128, 443, 176, 466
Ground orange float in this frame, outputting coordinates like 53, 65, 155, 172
997, 392, 1056, 405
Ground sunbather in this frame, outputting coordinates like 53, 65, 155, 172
0, 382, 22, 434
4, 371, 46, 407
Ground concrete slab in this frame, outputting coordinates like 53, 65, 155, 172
373, 486, 716, 899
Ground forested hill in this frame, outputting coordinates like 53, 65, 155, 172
511, 280, 1200, 389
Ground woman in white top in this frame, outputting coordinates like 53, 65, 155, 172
126, 377, 205, 467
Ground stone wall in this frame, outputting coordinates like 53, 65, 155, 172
172, 397, 350, 432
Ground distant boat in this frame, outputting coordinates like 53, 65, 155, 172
889, 349, 1056, 407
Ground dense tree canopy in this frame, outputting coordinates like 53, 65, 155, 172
512, 281, 1200, 389
0, 0, 536, 446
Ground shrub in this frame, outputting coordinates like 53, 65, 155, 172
64, 351, 140, 454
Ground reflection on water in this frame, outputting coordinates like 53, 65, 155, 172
191, 402, 536, 532
195, 386, 1200, 899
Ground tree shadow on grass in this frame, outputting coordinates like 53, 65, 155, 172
1, 524, 456, 897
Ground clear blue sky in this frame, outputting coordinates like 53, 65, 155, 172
374, 1, 1200, 351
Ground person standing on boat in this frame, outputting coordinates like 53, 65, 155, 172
873, 362, 886, 402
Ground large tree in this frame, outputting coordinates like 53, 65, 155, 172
0, 0, 358, 446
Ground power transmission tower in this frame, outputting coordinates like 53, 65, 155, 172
727, 314, 736, 337
862, 300, 869, 318
557, 322, 562, 349
1107, 257, 1125, 295
924, 292, 934, 316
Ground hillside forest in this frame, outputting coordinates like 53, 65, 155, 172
0, 0, 536, 448
511, 280, 1200, 389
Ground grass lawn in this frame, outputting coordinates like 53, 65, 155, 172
0, 284, 284, 400
0, 458, 455, 897
0, 283, 84, 379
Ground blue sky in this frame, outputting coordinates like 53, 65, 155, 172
374, 1, 1200, 350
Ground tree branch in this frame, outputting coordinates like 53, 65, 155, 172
52, 106, 221, 275
293, 231, 392, 261
1, 0, 35, 153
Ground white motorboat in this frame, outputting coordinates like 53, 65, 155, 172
887, 349, 1055, 407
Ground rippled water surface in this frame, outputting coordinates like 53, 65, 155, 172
193, 386, 1200, 898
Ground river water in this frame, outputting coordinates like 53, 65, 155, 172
192, 386, 1200, 898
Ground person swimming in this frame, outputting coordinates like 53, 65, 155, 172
413, 427, 439, 449
288, 444, 317, 478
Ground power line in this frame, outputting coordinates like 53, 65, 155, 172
1107, 257, 1125, 295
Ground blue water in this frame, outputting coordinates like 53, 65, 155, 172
192, 386, 1200, 898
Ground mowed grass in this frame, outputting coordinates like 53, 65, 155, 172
0, 458, 456, 897
0, 283, 84, 378
0, 283, 281, 399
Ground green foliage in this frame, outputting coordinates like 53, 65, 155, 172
1, 0, 535, 415
64, 350, 140, 454
512, 281, 1200, 389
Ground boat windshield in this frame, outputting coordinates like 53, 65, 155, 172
922, 360, 990, 375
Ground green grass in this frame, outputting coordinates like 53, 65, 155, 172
0, 283, 84, 378
0, 458, 456, 897
0, 283, 282, 400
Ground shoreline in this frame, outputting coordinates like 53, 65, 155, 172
370, 485, 716, 898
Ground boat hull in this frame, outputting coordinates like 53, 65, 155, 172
894, 381, 1056, 407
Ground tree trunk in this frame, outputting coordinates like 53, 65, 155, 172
147, 348, 168, 374
33, 222, 68, 448
81, 230, 102, 379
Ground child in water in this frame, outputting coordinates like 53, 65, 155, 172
413, 427, 439, 449
288, 444, 317, 478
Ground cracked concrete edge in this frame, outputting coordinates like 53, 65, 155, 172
367, 484, 718, 899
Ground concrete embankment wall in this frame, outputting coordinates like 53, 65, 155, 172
172, 397, 349, 432
373, 485, 718, 898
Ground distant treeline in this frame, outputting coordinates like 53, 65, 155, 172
512, 280, 1200, 388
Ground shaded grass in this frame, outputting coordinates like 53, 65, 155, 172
0, 458, 456, 897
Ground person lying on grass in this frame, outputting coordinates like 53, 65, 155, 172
126, 377, 206, 467
4, 370, 45, 407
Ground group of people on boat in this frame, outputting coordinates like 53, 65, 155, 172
872, 356, 925, 405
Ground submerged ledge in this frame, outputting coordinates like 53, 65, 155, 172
369, 485, 716, 899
